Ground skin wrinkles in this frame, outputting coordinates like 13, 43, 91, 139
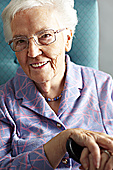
11, 6, 70, 97
2, 3, 113, 170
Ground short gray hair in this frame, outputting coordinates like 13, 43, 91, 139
2, 0, 78, 42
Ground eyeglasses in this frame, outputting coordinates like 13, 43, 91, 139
8, 28, 67, 52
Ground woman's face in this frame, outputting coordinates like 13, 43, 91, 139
11, 7, 71, 86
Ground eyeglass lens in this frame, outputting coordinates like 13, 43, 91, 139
9, 29, 56, 52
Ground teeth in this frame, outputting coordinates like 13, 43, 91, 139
32, 62, 48, 67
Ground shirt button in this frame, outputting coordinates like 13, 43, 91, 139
57, 123, 62, 128
62, 158, 68, 164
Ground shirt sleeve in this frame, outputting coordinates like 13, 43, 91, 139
94, 71, 113, 135
0, 94, 53, 169
0, 144, 53, 169
0, 118, 53, 169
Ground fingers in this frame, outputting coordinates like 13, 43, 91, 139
69, 129, 101, 168
99, 150, 110, 170
80, 153, 97, 170
80, 130, 113, 168
88, 153, 97, 170
104, 155, 113, 170
80, 148, 109, 170
83, 133, 101, 168
80, 148, 89, 170
89, 150, 113, 170
69, 128, 113, 169
92, 132, 113, 152
88, 152, 109, 170
80, 150, 113, 170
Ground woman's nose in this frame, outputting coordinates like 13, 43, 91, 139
28, 38, 42, 58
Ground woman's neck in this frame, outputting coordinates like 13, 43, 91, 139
37, 72, 65, 100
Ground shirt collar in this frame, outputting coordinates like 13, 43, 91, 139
14, 55, 83, 120
14, 55, 83, 99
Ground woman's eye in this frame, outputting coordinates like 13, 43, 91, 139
41, 34, 52, 39
17, 40, 25, 44
15, 39, 26, 46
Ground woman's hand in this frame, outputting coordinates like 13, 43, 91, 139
44, 128, 113, 169
69, 129, 113, 169
80, 148, 113, 170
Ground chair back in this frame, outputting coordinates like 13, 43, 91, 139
68, 0, 99, 69
0, 0, 99, 85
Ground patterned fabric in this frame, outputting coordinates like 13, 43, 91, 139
0, 55, 113, 170
0, 0, 99, 85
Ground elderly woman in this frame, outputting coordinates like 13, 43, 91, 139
0, 0, 113, 169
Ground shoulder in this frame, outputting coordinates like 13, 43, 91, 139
79, 65, 112, 87
70, 60, 112, 81
0, 67, 27, 97
66, 54, 113, 88
68, 60, 113, 90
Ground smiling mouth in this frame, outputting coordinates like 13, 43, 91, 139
30, 61, 49, 68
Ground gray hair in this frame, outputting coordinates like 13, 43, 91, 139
2, 0, 78, 42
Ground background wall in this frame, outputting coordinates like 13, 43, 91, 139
98, 0, 113, 77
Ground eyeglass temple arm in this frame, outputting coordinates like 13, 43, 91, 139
55, 28, 68, 34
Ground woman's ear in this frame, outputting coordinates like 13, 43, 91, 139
65, 29, 73, 52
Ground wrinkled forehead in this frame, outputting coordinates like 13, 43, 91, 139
11, 7, 64, 36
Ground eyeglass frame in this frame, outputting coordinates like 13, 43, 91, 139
8, 28, 67, 52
